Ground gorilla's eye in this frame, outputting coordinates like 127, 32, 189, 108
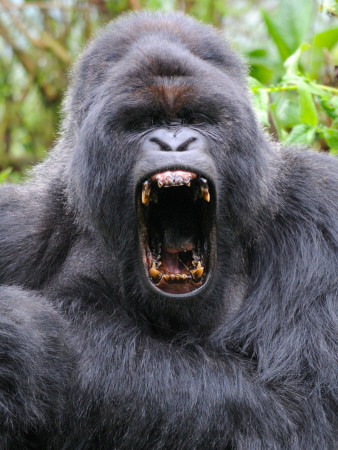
185, 114, 208, 125
137, 170, 216, 296
187, 117, 203, 125
137, 118, 155, 130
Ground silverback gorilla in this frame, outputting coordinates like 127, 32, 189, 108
0, 11, 337, 450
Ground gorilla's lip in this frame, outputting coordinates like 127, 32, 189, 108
137, 169, 216, 297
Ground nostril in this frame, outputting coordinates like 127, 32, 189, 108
176, 137, 197, 152
149, 137, 172, 152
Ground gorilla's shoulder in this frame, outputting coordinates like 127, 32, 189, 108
0, 181, 77, 288
279, 146, 337, 235
281, 146, 338, 187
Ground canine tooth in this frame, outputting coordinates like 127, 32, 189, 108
184, 178, 191, 187
157, 180, 163, 188
200, 178, 210, 202
191, 261, 204, 281
150, 262, 162, 283
142, 180, 151, 205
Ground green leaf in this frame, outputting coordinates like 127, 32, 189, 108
252, 89, 270, 127
313, 28, 338, 49
261, 0, 313, 61
250, 64, 273, 85
280, 0, 313, 48
284, 44, 311, 76
261, 9, 290, 60
298, 84, 318, 126
319, 127, 338, 149
248, 76, 264, 89
275, 97, 300, 128
284, 124, 316, 146
320, 95, 338, 119
0, 168, 12, 184
247, 49, 267, 58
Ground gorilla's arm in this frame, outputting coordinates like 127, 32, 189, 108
63, 309, 313, 450
0, 286, 72, 448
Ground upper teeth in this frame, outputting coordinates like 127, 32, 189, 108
141, 172, 210, 204
157, 175, 190, 187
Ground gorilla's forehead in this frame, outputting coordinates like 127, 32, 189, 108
74, 12, 245, 96
109, 37, 235, 92
101, 46, 240, 122
70, 12, 248, 130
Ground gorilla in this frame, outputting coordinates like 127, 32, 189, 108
0, 11, 337, 450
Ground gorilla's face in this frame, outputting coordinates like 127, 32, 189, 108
68, 13, 266, 306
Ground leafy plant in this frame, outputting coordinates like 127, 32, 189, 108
249, 1, 338, 154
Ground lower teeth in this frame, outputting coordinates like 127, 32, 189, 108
149, 264, 204, 284
162, 273, 191, 283
149, 240, 204, 284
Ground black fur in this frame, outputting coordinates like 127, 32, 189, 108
0, 12, 337, 449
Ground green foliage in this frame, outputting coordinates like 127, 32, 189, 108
261, 0, 313, 61
250, 31, 338, 154
247, 1, 338, 154
0, 167, 12, 183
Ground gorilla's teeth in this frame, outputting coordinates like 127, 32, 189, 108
190, 261, 204, 281
200, 178, 210, 202
151, 171, 196, 188
142, 180, 151, 205
161, 273, 191, 283
149, 262, 162, 283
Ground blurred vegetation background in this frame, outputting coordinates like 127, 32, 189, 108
0, 0, 337, 182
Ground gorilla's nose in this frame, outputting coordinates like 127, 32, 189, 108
146, 128, 201, 152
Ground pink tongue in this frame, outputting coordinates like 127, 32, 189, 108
162, 244, 194, 273
162, 251, 181, 273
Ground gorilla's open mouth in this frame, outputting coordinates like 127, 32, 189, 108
137, 170, 215, 295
